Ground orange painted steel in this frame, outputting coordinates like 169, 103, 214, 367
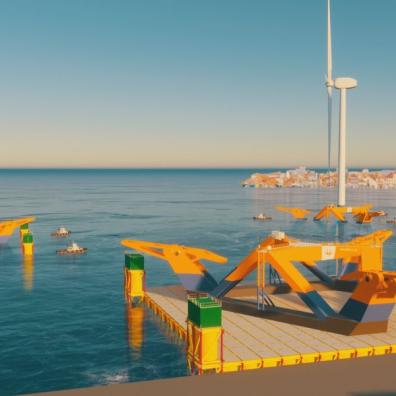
122, 230, 392, 295
124, 230, 396, 332
222, 233, 291, 284
121, 240, 227, 276
0, 217, 36, 238
276, 206, 311, 220
314, 204, 372, 222
123, 230, 392, 289
354, 211, 386, 224
260, 231, 392, 289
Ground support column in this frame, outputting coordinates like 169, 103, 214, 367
22, 232, 34, 256
338, 88, 347, 207
20, 223, 30, 241
187, 295, 223, 374
124, 253, 145, 302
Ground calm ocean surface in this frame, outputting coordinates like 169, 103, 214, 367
1, 169, 396, 395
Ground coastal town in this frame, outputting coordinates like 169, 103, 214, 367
242, 167, 396, 189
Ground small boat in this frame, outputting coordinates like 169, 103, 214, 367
253, 213, 272, 221
57, 242, 87, 255
387, 216, 396, 225
51, 227, 71, 237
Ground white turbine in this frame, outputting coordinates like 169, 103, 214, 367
334, 77, 358, 207
325, 0, 358, 207
326, 0, 334, 173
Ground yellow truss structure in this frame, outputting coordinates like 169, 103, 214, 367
314, 204, 372, 223
123, 229, 396, 334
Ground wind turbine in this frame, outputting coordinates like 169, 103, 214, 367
326, 0, 358, 207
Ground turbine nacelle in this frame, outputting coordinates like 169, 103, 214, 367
334, 77, 358, 90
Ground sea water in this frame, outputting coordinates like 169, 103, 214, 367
1, 169, 396, 395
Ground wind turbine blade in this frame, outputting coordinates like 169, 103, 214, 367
327, 87, 332, 172
327, 0, 333, 84
326, 0, 333, 174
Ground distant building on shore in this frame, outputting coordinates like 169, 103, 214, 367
242, 167, 396, 190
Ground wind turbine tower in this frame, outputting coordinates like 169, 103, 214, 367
326, 0, 358, 207
335, 77, 357, 206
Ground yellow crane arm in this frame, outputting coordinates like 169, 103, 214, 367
121, 239, 227, 292
0, 216, 36, 238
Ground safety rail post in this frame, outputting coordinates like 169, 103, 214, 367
257, 251, 266, 310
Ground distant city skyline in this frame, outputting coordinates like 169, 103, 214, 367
1, 0, 395, 168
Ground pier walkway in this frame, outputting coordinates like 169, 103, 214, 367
145, 284, 396, 372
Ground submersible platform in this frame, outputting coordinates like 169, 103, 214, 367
122, 230, 396, 374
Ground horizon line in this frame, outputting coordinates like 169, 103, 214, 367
0, 166, 394, 171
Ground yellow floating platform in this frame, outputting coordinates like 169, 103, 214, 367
143, 285, 396, 374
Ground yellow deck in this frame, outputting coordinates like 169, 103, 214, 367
143, 286, 396, 373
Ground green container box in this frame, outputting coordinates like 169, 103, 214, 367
23, 233, 33, 243
20, 223, 30, 230
188, 296, 222, 328
125, 253, 144, 270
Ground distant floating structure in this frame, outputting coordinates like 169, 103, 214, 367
386, 216, 396, 225
51, 227, 71, 237
314, 204, 372, 223
57, 242, 87, 255
354, 210, 387, 225
253, 213, 272, 221
276, 204, 385, 224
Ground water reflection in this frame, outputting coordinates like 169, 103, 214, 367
22, 256, 34, 291
335, 222, 346, 242
125, 303, 144, 352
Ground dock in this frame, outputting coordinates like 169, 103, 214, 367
144, 284, 396, 373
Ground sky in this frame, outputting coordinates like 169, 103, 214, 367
0, 0, 395, 169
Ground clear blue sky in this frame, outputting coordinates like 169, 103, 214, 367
0, 0, 395, 168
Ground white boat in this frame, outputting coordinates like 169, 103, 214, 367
57, 242, 87, 255
253, 213, 272, 221
51, 226, 71, 237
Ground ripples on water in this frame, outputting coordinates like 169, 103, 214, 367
1, 169, 396, 395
